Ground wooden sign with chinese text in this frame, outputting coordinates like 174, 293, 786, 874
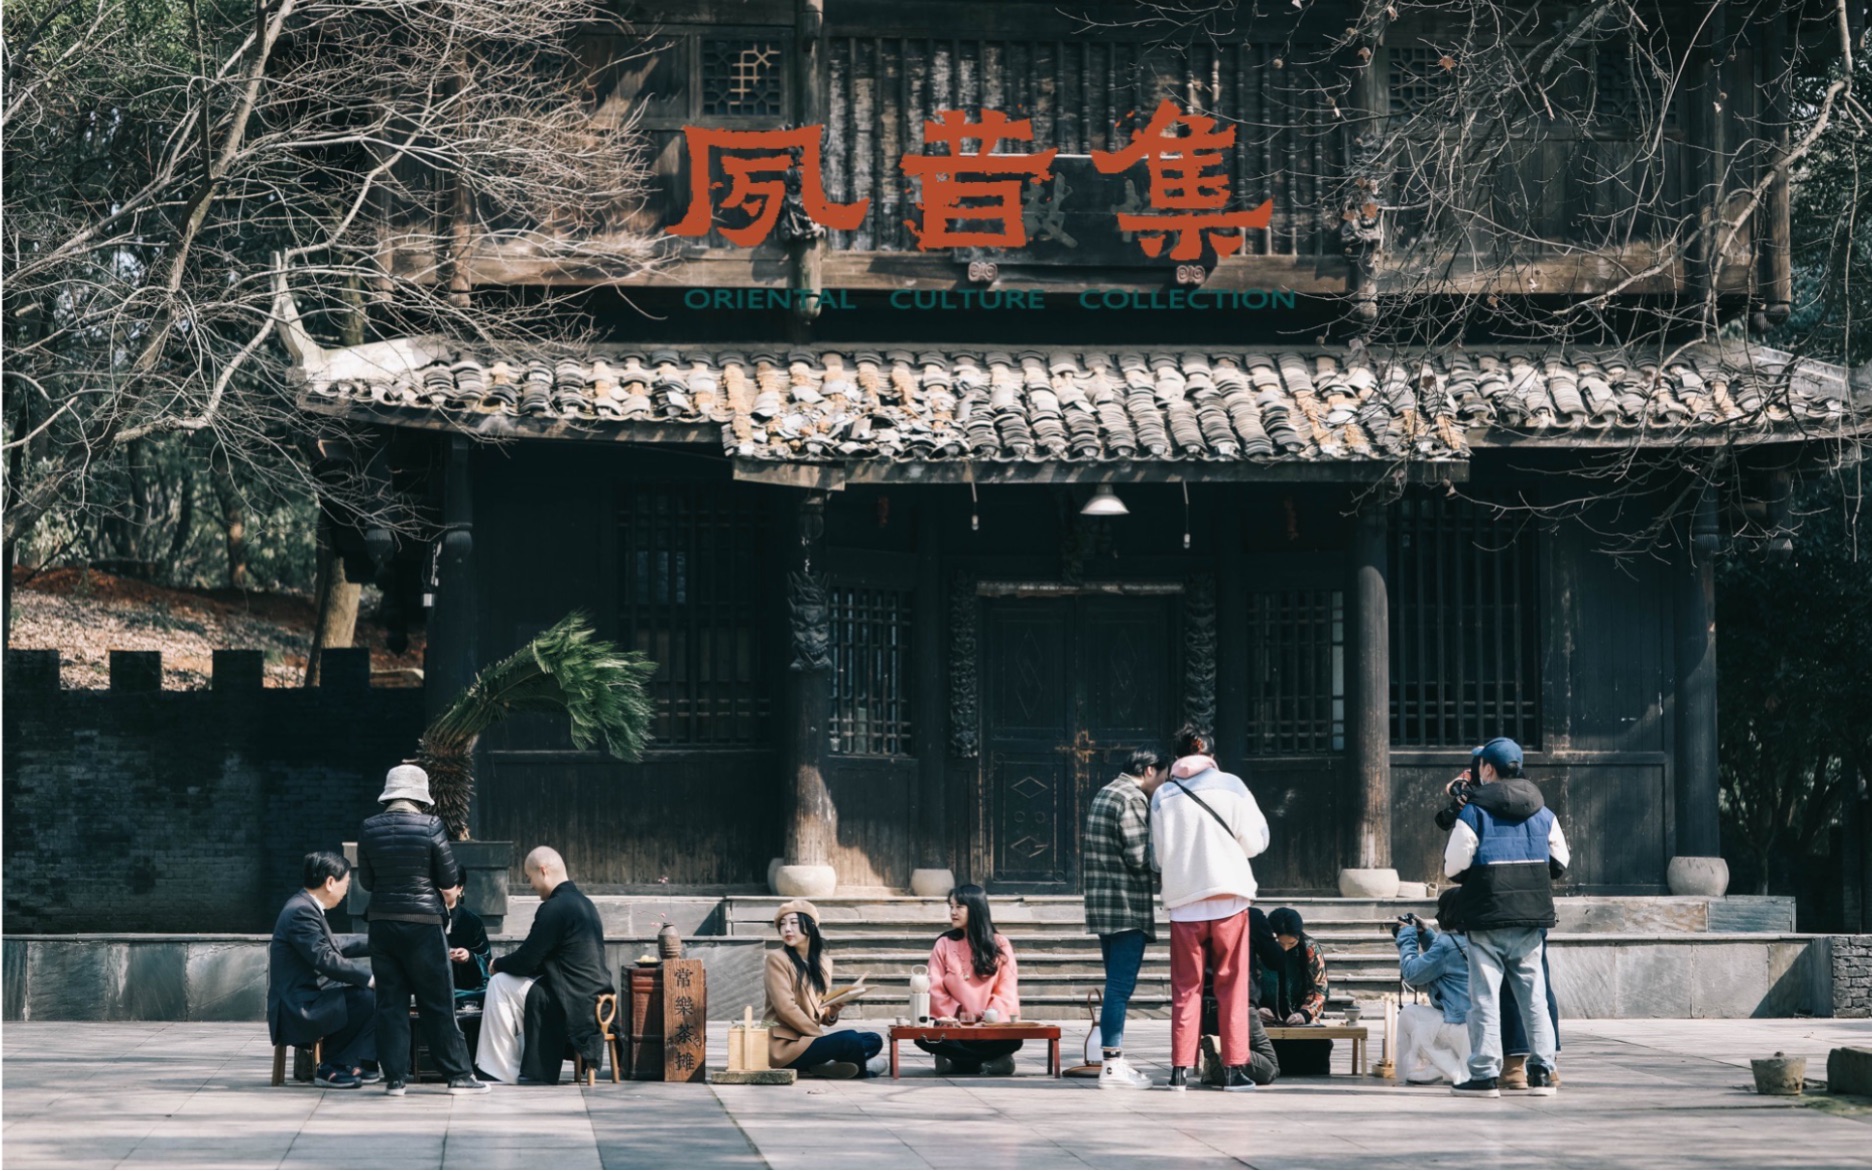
661, 959, 708, 1084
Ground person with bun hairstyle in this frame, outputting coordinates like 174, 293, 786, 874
764, 900, 886, 1078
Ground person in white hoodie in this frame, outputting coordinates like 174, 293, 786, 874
1150, 724, 1270, 1092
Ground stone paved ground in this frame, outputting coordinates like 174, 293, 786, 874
4, 1019, 1870, 1169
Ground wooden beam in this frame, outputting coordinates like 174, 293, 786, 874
730, 460, 847, 491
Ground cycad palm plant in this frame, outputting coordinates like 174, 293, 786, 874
420, 612, 656, 840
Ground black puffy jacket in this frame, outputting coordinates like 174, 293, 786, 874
357, 808, 461, 924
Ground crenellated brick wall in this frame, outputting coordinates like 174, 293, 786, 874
3, 648, 425, 934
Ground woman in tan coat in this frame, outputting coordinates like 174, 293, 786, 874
764, 899, 885, 1078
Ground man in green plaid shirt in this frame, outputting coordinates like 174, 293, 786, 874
1081, 746, 1170, 1089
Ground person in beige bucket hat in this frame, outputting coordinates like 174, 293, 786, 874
377, 763, 432, 806
356, 762, 487, 1095
764, 900, 885, 1078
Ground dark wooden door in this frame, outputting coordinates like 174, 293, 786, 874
982, 596, 1176, 888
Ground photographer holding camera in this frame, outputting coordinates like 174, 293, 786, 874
1441, 737, 1569, 1099
1391, 891, 1471, 1085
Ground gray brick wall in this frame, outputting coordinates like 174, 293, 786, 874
3, 649, 424, 933
1833, 936, 1872, 1018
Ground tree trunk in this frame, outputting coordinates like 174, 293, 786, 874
212, 463, 248, 589
2, 536, 14, 650
165, 477, 194, 568
304, 521, 360, 686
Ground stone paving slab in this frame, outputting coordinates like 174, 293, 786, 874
3, 1019, 1870, 1169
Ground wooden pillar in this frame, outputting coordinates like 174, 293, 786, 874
1690, 3, 1730, 302
1342, 504, 1397, 895
775, 492, 837, 896
1755, 9, 1793, 330
1670, 490, 1725, 889
427, 436, 477, 724
910, 500, 952, 896
1217, 488, 1249, 768
787, 0, 826, 339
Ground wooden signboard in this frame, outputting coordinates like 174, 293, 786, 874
661, 958, 707, 1084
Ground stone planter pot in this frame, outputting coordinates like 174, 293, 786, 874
1750, 1052, 1805, 1095
772, 863, 836, 898
1667, 856, 1730, 897
342, 838, 512, 932
909, 868, 956, 898
1395, 881, 1429, 899
1338, 868, 1401, 899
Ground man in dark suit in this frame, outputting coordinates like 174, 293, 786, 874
475, 846, 613, 1084
268, 851, 377, 1088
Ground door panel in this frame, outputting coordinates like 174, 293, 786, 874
982, 595, 1175, 888
989, 752, 1073, 881
985, 604, 1073, 883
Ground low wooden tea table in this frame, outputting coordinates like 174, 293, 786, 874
1265, 1023, 1370, 1075
888, 1023, 1062, 1078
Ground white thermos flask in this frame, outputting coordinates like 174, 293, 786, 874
909, 964, 932, 1024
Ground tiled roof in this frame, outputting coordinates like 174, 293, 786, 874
298, 344, 1864, 462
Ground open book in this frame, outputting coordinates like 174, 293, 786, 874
822, 974, 871, 1010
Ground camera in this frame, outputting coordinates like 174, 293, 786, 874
1433, 750, 1486, 830
1387, 912, 1421, 938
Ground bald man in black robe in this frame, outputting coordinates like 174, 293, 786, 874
474, 847, 614, 1085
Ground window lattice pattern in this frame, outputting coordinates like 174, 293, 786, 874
1242, 589, 1345, 756
1389, 496, 1541, 748
702, 40, 784, 116
1388, 47, 1449, 117
829, 586, 913, 756
1592, 49, 1677, 131
618, 487, 769, 745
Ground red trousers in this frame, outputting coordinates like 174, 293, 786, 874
1169, 910, 1249, 1067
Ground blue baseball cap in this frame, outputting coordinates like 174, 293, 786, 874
1477, 737, 1523, 774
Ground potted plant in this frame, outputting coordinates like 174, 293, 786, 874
418, 612, 656, 927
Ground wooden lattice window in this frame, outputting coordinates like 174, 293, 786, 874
1389, 495, 1540, 747
1242, 589, 1345, 755
702, 39, 784, 117
1388, 47, 1450, 117
829, 586, 913, 756
617, 486, 769, 745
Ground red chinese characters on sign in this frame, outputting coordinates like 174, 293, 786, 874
1091, 99, 1272, 261
666, 126, 868, 247
900, 110, 1058, 249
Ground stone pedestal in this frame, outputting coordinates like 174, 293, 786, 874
1338, 867, 1402, 899
909, 868, 956, 898
772, 863, 837, 898
453, 840, 513, 933
1667, 856, 1730, 897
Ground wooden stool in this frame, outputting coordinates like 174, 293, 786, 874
271, 1039, 322, 1086
572, 993, 624, 1086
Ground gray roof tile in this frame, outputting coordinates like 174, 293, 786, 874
299, 344, 1865, 461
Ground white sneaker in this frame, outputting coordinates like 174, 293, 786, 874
932, 1055, 954, 1075
982, 1054, 1017, 1076
865, 1054, 889, 1077
1099, 1057, 1152, 1090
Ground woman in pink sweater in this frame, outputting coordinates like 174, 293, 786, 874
916, 884, 1023, 1075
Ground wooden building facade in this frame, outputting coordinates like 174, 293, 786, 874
293, 0, 1866, 896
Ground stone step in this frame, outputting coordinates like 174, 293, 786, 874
741, 929, 1401, 953
725, 895, 1438, 928
504, 893, 1799, 942
823, 949, 1403, 970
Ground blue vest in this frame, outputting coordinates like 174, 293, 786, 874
1456, 803, 1559, 929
